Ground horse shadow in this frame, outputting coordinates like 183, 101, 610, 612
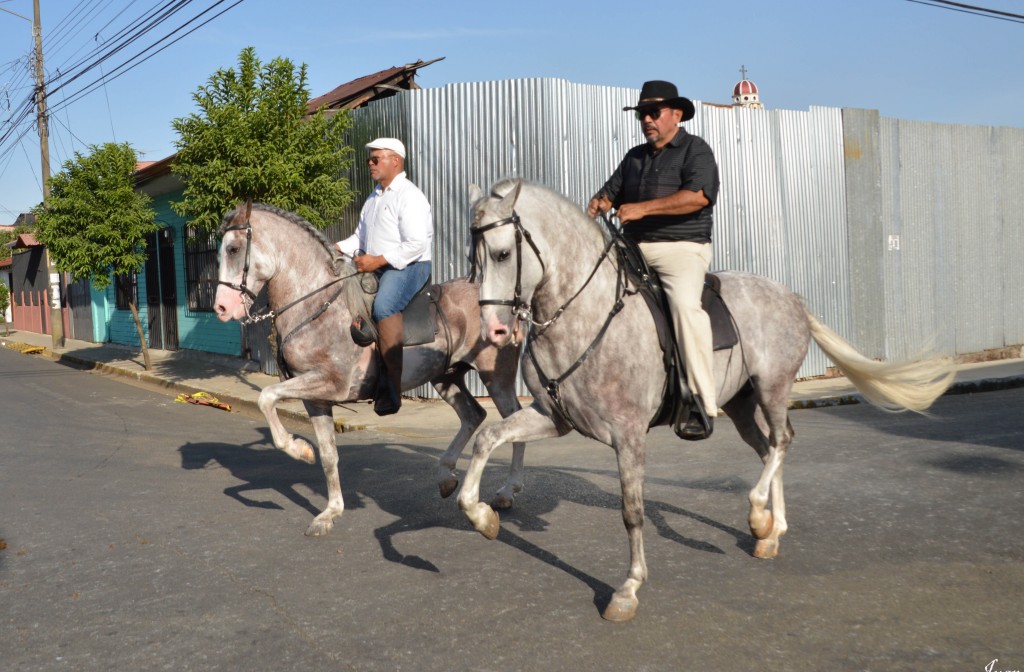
178, 428, 361, 518
178, 429, 755, 612
814, 389, 1024, 477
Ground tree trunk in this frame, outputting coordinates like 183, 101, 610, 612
127, 300, 152, 371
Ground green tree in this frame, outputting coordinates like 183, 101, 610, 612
171, 46, 354, 230
0, 230, 14, 261
0, 282, 9, 335
33, 142, 159, 368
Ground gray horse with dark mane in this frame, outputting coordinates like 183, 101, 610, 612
214, 202, 525, 536
460, 180, 955, 621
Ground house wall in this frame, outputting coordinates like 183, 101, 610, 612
96, 190, 242, 356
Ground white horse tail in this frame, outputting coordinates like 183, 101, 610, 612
804, 309, 956, 413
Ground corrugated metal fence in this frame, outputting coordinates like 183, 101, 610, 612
324, 78, 1024, 396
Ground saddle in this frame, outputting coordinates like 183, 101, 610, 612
614, 237, 738, 437
349, 281, 443, 348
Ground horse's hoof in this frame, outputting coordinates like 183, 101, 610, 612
285, 439, 317, 465
466, 503, 500, 540
602, 594, 639, 622
490, 493, 515, 510
438, 476, 459, 499
304, 512, 338, 537
753, 538, 779, 559
750, 511, 774, 540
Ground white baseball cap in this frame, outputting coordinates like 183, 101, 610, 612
365, 137, 406, 159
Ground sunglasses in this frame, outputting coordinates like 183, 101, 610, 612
635, 106, 668, 121
367, 155, 391, 165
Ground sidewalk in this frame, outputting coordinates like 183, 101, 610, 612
4, 326, 1024, 436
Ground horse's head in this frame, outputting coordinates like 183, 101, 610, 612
214, 200, 270, 322
469, 179, 545, 347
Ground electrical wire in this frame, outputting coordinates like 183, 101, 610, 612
904, 0, 1024, 23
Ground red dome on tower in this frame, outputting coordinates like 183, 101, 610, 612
733, 80, 759, 97
732, 71, 763, 109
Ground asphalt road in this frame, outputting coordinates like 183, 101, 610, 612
1, 346, 1022, 672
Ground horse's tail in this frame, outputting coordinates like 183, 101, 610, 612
804, 308, 955, 413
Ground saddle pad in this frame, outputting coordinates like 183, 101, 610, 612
402, 283, 441, 346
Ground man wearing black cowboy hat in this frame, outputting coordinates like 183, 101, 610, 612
587, 80, 720, 440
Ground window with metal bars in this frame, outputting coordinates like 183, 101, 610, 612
184, 225, 219, 312
115, 272, 137, 310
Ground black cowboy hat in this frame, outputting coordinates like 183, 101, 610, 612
623, 80, 695, 122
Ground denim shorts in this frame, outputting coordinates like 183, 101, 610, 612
372, 261, 432, 320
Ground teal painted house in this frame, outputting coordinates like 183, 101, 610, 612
79, 58, 440, 372
91, 156, 243, 358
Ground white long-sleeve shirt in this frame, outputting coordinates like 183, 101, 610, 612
336, 172, 432, 270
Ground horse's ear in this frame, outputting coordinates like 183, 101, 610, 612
469, 184, 484, 205
497, 179, 524, 214
244, 198, 253, 221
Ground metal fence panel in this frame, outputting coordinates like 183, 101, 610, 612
336, 78, 1024, 397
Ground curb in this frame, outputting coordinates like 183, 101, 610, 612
24, 344, 370, 434
9, 340, 1024, 431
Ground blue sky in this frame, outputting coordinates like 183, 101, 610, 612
1, 0, 1021, 220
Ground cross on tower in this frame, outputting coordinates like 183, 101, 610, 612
740, 65, 748, 80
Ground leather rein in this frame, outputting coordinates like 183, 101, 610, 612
471, 211, 629, 431
218, 220, 358, 346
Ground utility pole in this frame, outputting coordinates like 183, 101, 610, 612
32, 0, 63, 348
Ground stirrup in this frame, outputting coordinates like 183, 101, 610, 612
676, 403, 713, 441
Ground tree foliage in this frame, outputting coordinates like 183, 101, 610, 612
171, 47, 354, 231
33, 142, 158, 291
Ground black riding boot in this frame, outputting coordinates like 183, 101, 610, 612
373, 313, 404, 416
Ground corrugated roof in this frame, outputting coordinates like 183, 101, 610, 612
307, 58, 443, 113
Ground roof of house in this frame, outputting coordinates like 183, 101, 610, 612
306, 58, 443, 113
4, 233, 40, 249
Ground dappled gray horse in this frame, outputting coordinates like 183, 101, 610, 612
460, 180, 955, 621
213, 202, 524, 536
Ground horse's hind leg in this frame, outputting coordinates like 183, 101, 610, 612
433, 374, 487, 500
303, 401, 345, 537
722, 388, 793, 559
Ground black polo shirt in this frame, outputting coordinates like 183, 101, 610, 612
598, 127, 720, 244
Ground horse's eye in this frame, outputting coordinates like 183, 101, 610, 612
496, 250, 511, 262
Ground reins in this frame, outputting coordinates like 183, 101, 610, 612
471, 207, 631, 432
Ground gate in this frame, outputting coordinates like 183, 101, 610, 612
66, 277, 94, 341
144, 228, 179, 350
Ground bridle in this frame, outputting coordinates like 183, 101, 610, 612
218, 219, 358, 346
471, 212, 545, 325
471, 207, 629, 430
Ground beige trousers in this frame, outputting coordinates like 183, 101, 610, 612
639, 240, 717, 416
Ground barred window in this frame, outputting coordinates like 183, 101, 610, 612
184, 225, 219, 312
115, 272, 137, 310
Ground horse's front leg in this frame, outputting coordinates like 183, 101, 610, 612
488, 386, 526, 510
602, 432, 649, 623
303, 401, 344, 537
257, 375, 328, 465
457, 403, 563, 539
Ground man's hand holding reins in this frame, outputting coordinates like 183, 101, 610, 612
353, 254, 388, 273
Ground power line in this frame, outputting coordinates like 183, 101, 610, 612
904, 0, 1024, 23
0, 0, 248, 189
47, 0, 247, 116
